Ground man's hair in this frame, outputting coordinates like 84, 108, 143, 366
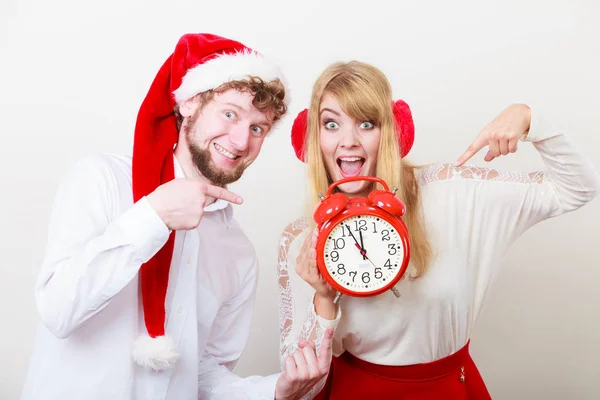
174, 76, 287, 131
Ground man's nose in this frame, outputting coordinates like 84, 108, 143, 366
228, 125, 250, 151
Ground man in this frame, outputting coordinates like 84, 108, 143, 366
20, 33, 333, 400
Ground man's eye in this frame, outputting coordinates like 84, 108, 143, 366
251, 126, 264, 136
224, 111, 236, 120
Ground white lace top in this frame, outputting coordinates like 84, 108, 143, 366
277, 107, 600, 398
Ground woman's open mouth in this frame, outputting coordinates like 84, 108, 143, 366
337, 156, 365, 177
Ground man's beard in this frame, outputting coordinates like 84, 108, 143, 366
184, 121, 246, 186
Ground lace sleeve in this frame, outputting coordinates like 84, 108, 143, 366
277, 218, 340, 399
418, 163, 545, 187
278, 217, 307, 368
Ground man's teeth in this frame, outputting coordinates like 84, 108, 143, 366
214, 143, 238, 160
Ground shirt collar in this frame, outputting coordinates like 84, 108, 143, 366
173, 155, 233, 223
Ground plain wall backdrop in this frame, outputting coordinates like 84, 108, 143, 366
1, 0, 599, 399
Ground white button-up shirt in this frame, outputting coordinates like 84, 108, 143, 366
21, 154, 280, 400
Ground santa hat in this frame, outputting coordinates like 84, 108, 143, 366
131, 33, 288, 371
291, 99, 415, 161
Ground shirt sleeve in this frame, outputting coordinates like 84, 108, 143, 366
35, 154, 171, 338
277, 219, 342, 400
522, 104, 600, 219
197, 256, 280, 400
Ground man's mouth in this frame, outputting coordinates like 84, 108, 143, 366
337, 156, 365, 177
214, 143, 240, 160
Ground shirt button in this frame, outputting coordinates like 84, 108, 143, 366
186, 257, 191, 264
177, 306, 183, 313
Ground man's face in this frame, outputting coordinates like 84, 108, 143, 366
180, 89, 275, 185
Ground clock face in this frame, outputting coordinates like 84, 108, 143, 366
322, 214, 406, 294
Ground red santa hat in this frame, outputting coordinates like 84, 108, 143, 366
131, 33, 288, 371
291, 99, 415, 161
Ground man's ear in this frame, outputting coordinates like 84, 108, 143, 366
178, 96, 201, 118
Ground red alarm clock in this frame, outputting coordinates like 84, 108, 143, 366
314, 176, 411, 298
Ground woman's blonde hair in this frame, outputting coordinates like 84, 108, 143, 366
304, 61, 432, 278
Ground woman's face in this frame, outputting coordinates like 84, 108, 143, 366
319, 93, 381, 197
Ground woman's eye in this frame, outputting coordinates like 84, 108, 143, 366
324, 121, 339, 130
360, 121, 375, 129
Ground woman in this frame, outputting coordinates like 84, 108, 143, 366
277, 61, 599, 399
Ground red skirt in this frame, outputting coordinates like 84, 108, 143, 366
314, 341, 491, 399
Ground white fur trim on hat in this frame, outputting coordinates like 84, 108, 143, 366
132, 334, 180, 371
173, 49, 288, 104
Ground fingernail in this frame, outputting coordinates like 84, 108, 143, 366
237, 197, 243, 204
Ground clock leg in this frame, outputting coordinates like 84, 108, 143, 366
333, 292, 343, 304
391, 286, 402, 298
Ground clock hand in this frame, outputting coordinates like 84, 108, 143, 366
359, 230, 366, 260
345, 224, 367, 257
364, 256, 377, 268
344, 225, 378, 269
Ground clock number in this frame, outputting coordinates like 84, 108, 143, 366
362, 272, 370, 284
374, 267, 383, 279
349, 271, 357, 282
333, 238, 346, 250
372, 222, 378, 233
340, 224, 352, 238
354, 219, 367, 232
388, 243, 397, 255
330, 251, 339, 262
337, 264, 346, 275
384, 259, 393, 270
381, 229, 390, 241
